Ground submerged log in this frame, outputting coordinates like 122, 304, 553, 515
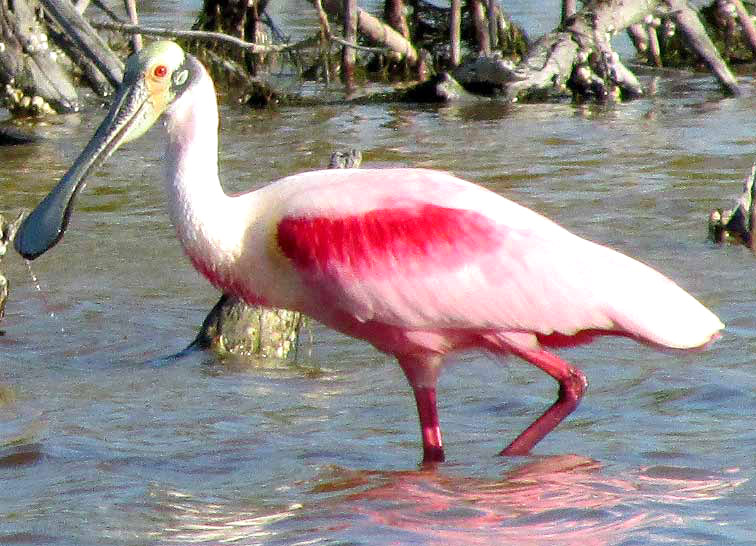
328, 148, 362, 168
398, 72, 480, 102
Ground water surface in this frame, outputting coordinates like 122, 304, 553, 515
1, 3, 756, 544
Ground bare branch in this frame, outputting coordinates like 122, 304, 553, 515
92, 20, 388, 55
93, 21, 290, 53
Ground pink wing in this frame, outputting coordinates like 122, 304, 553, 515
272, 169, 721, 350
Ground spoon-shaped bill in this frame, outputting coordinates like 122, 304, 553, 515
14, 70, 156, 260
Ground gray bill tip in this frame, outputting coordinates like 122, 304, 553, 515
14, 179, 78, 260
14, 210, 64, 260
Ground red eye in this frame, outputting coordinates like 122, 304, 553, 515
153, 65, 168, 78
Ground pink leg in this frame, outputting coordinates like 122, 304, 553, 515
500, 348, 588, 456
397, 355, 444, 463
412, 386, 445, 463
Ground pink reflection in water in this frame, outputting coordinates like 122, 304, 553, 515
151, 456, 743, 544
331, 455, 743, 545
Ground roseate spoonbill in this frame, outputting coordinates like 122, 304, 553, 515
15, 41, 724, 463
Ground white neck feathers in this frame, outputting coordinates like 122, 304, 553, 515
160, 68, 240, 273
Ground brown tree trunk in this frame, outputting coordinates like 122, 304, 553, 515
384, 0, 410, 38
469, 0, 490, 54
342, 0, 357, 87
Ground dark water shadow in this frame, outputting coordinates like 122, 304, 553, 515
0, 383, 46, 466
0, 443, 44, 467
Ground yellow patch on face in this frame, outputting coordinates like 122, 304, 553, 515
129, 41, 187, 114
115, 41, 191, 145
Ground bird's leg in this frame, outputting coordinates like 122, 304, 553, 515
413, 385, 444, 463
500, 348, 588, 456
397, 354, 444, 463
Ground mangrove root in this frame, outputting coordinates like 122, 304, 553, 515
709, 162, 756, 248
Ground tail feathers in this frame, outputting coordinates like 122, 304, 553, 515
611, 291, 723, 349
604, 259, 724, 350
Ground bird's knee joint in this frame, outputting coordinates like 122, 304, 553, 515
561, 369, 588, 401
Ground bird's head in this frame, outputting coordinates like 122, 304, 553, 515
14, 40, 200, 260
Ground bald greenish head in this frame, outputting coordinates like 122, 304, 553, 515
15, 41, 201, 260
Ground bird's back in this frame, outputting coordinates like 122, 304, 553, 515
242, 168, 723, 353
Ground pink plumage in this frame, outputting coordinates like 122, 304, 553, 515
16, 43, 724, 463
153, 55, 724, 462
277, 203, 499, 274
175, 170, 722, 462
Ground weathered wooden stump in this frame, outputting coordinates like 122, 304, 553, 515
190, 294, 305, 359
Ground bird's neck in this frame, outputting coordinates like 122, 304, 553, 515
160, 75, 243, 288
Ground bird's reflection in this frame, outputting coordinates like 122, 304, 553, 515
148, 455, 743, 544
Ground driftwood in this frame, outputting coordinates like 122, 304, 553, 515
182, 0, 738, 102
645, 0, 756, 68
318, 0, 418, 64
310, 0, 739, 99
0, 0, 129, 114
0, 0, 78, 114
40, 0, 123, 87
664, 0, 738, 94
0, 0, 749, 115
451, 0, 739, 102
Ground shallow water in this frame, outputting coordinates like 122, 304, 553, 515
2, 3, 756, 545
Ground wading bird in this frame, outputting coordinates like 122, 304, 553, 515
15, 41, 724, 463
